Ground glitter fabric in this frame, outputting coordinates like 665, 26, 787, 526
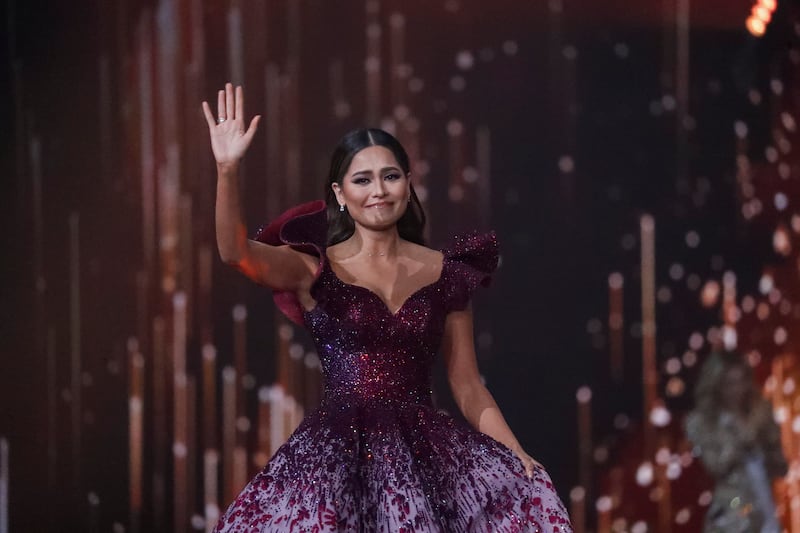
216, 201, 572, 532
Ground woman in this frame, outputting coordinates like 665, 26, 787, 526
685, 350, 787, 533
202, 83, 571, 532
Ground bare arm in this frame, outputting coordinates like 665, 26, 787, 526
203, 84, 316, 291
442, 307, 542, 477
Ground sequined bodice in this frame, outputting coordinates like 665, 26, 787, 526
304, 258, 451, 407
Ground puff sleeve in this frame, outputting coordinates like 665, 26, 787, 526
441, 231, 499, 313
253, 200, 328, 325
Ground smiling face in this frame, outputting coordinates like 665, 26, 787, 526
332, 145, 411, 231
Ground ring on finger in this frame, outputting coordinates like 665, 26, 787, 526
218, 117, 227, 124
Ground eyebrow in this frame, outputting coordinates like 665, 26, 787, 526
350, 166, 401, 177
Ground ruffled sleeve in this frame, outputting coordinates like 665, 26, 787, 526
253, 200, 328, 326
441, 231, 499, 312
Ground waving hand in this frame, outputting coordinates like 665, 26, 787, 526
202, 83, 261, 166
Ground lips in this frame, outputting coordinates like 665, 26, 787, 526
366, 201, 390, 208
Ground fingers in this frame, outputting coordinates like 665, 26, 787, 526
208, 84, 254, 129
217, 90, 225, 120
225, 82, 235, 121
243, 115, 261, 142
236, 85, 245, 121
201, 101, 216, 129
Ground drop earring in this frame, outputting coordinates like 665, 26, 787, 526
339, 204, 345, 212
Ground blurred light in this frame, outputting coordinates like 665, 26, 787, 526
558, 155, 575, 173
666, 377, 685, 397
782, 111, 796, 132
669, 263, 685, 280
614, 413, 630, 430
734, 120, 749, 139
675, 508, 691, 525
650, 405, 671, 427
649, 486, 663, 502
665, 358, 681, 375
689, 332, 704, 351
462, 167, 479, 183
766, 145, 779, 163
666, 458, 682, 480
636, 462, 654, 486
446, 120, 463, 137
746, 350, 762, 367
775, 193, 789, 211
613, 42, 629, 58
593, 446, 609, 463
765, 375, 777, 394
723, 326, 738, 350
774, 326, 788, 345
656, 286, 672, 303
792, 215, 800, 233
455, 50, 474, 70
621, 233, 636, 250
448, 185, 464, 202
682, 350, 697, 367
576, 386, 592, 403
769, 288, 782, 305
701, 280, 720, 307
759, 0, 777, 12
562, 45, 577, 60
774, 225, 791, 256
746, 16, 766, 37
449, 76, 466, 92
752, 5, 772, 23
502, 40, 519, 56
570, 486, 585, 502
596, 496, 612, 512
759, 274, 774, 294
698, 490, 712, 506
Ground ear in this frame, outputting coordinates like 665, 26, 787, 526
331, 182, 343, 203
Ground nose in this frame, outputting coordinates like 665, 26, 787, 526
371, 178, 387, 197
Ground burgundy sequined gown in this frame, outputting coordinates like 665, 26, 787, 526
215, 201, 572, 533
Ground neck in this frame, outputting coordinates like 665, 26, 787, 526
349, 225, 401, 258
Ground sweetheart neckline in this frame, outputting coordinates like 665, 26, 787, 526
319, 255, 447, 317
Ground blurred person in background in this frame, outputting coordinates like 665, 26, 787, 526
685, 350, 787, 533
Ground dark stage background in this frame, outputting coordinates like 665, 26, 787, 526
3, 0, 800, 531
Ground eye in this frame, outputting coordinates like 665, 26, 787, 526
384, 173, 402, 181
352, 177, 370, 185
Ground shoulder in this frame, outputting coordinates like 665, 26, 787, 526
402, 241, 444, 264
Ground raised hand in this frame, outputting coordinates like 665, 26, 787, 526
202, 83, 261, 167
